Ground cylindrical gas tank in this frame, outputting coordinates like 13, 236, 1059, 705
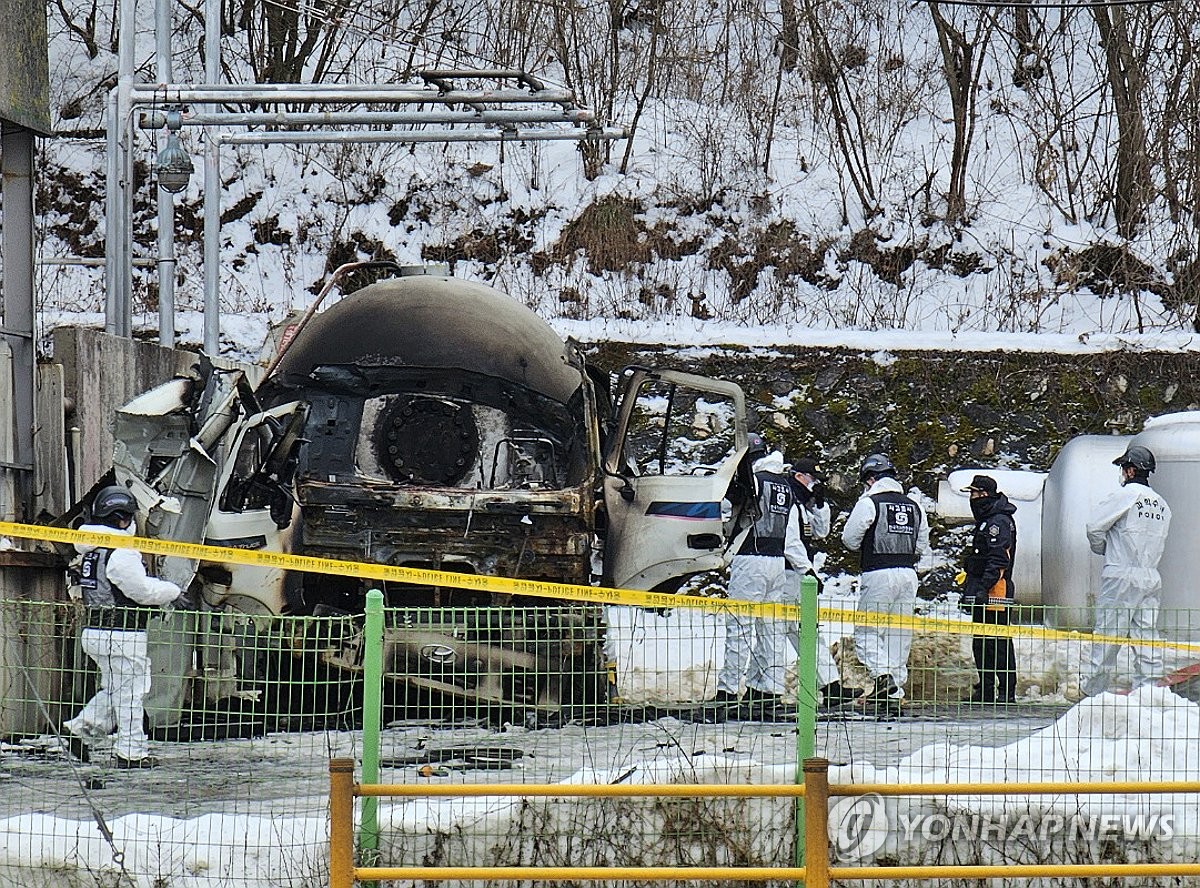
1130, 412, 1200, 628
1040, 434, 1131, 630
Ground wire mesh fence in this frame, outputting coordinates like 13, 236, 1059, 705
3, 592, 1200, 886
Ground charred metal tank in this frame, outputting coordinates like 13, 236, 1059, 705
99, 267, 754, 721
257, 274, 602, 607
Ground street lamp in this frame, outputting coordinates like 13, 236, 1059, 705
156, 109, 193, 193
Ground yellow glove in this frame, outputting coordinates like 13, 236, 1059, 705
954, 570, 967, 586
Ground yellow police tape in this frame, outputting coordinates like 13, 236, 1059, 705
2, 519, 1198, 654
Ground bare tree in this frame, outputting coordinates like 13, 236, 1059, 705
927, 1, 995, 226
1089, 3, 1154, 237
799, 0, 879, 220
778, 0, 800, 71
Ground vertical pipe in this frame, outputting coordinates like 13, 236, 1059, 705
359, 589, 384, 874
202, 0, 220, 354
202, 138, 219, 354
104, 90, 119, 334
329, 758, 356, 888
795, 574, 819, 867
116, 0, 136, 338
803, 758, 830, 888
155, 0, 175, 347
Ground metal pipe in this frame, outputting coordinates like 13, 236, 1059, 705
103, 90, 119, 335
130, 86, 576, 105
328, 759, 355, 888
359, 590, 384, 871
203, 136, 219, 354
795, 576, 819, 867
40, 257, 155, 267
155, 0, 175, 347
830, 779, 1200, 796
355, 783, 809, 798
115, 0, 136, 338
223, 127, 627, 146
202, 0, 220, 355
262, 260, 401, 378
353, 774, 1200, 798
357, 866, 810, 881
802, 759, 830, 888
140, 109, 595, 127
827, 864, 1200, 880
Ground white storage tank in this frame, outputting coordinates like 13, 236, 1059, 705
1129, 412, 1200, 635
1039, 434, 1130, 630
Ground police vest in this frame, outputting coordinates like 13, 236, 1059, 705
860, 490, 921, 571
738, 471, 794, 557
80, 549, 148, 630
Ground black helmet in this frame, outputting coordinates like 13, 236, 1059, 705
859, 453, 895, 481
746, 433, 768, 460
91, 485, 137, 522
1113, 444, 1156, 474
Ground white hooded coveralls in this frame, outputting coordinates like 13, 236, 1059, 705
1083, 480, 1171, 695
785, 494, 838, 688
841, 476, 930, 697
65, 523, 181, 759
718, 452, 811, 696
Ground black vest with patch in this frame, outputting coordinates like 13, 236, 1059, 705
80, 549, 145, 628
738, 471, 795, 557
860, 490, 921, 571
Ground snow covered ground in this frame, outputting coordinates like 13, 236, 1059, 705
6, 590, 1199, 888
3, 688, 1197, 886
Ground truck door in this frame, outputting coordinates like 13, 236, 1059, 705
601, 367, 752, 591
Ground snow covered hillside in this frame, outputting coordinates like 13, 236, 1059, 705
35, 1, 1200, 357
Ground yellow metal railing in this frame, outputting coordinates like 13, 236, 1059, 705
328, 757, 1200, 886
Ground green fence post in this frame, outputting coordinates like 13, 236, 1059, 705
795, 574, 819, 871
359, 588, 385, 879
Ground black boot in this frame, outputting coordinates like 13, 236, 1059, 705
820, 681, 862, 709
864, 674, 899, 702
64, 733, 90, 763
968, 684, 993, 704
861, 675, 901, 720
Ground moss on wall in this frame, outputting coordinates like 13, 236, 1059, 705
588, 343, 1200, 581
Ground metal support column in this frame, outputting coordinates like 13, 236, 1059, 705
155, 0, 176, 346
202, 0, 221, 354
104, 90, 120, 334
110, 0, 136, 338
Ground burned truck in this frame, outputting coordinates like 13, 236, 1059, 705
105, 269, 754, 722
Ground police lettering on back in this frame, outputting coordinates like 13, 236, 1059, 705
766, 480, 790, 515
79, 552, 98, 591
875, 499, 919, 555
1133, 494, 1166, 522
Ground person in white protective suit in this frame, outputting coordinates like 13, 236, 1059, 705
63, 485, 184, 768
1083, 444, 1171, 696
841, 453, 931, 719
715, 434, 812, 713
783, 456, 858, 709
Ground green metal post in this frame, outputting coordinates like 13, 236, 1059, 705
795, 574, 819, 870
360, 589, 385, 879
